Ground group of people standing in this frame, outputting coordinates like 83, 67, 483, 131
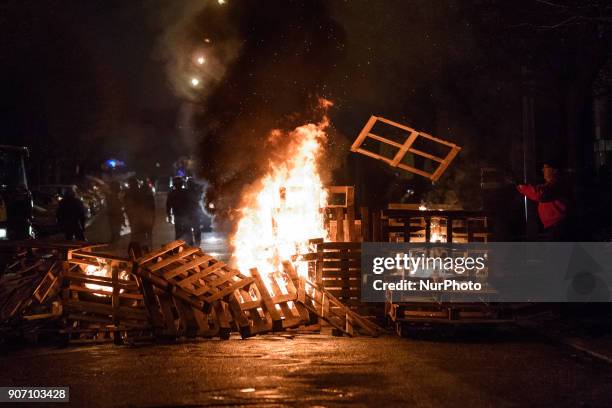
61, 176, 205, 249
106, 177, 155, 249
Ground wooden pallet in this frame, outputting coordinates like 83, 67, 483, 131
32, 262, 61, 304
130, 242, 232, 339
143, 282, 232, 339
314, 242, 362, 309
310, 242, 387, 332
381, 208, 493, 243
351, 115, 461, 182
0, 259, 55, 322
135, 240, 253, 304
231, 264, 310, 336
2, 240, 386, 343
387, 301, 514, 337
133, 242, 312, 339
134, 241, 256, 339
61, 250, 150, 343
298, 274, 383, 337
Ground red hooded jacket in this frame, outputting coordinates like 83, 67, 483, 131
517, 180, 569, 229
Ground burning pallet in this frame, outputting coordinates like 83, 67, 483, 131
132, 241, 318, 339
61, 248, 150, 344
129, 241, 382, 338
0, 240, 383, 345
131, 241, 236, 339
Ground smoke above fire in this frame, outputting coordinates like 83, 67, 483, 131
155, 0, 346, 228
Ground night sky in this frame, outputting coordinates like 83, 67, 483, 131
1, 1, 609, 217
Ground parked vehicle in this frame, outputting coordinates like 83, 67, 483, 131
32, 184, 92, 219
0, 145, 33, 240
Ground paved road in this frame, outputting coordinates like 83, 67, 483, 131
6, 194, 611, 407
1, 329, 612, 407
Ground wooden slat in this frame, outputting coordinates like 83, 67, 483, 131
407, 147, 444, 163
162, 255, 213, 280
70, 251, 131, 262
62, 271, 137, 288
396, 162, 435, 179
390, 131, 418, 167
350, 115, 378, 151
354, 148, 394, 165
322, 260, 361, 268
250, 268, 282, 324
366, 132, 404, 149
148, 248, 200, 272
202, 278, 255, 303
318, 242, 361, 250
431, 145, 461, 182
136, 240, 185, 264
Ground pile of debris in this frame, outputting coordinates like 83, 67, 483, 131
0, 240, 382, 345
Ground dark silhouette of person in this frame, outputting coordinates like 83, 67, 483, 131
56, 189, 86, 240
516, 159, 572, 241
106, 181, 125, 243
124, 177, 155, 248
166, 177, 190, 241
186, 179, 205, 246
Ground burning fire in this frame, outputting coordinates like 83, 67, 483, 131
84, 261, 128, 295
231, 108, 331, 283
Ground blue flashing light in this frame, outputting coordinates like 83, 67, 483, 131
105, 159, 125, 169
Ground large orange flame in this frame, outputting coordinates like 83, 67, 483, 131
231, 113, 330, 281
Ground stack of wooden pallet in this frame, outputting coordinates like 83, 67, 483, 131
132, 241, 317, 339
0, 258, 60, 323
61, 247, 150, 344
0, 240, 383, 345
0, 243, 85, 342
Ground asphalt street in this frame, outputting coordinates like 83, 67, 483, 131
2, 194, 611, 407
2, 329, 612, 407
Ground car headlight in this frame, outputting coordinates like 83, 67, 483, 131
0, 228, 7, 239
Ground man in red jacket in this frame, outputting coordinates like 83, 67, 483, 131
516, 161, 572, 241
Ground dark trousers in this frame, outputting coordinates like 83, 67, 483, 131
174, 219, 189, 242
